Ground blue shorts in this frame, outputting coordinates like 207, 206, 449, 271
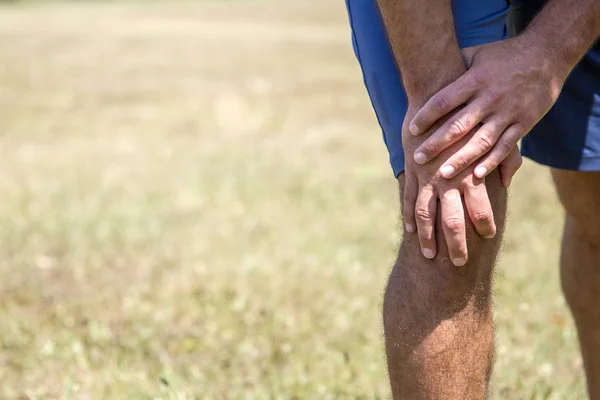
346, 0, 600, 177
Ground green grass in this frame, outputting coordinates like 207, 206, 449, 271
0, 1, 584, 398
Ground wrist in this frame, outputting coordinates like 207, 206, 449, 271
403, 58, 466, 106
394, 28, 466, 106
518, 29, 573, 83
513, 31, 570, 100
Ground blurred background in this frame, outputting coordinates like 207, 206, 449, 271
0, 0, 584, 398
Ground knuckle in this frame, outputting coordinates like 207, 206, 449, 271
403, 188, 417, 203
507, 152, 523, 170
483, 89, 502, 106
476, 132, 494, 152
415, 207, 432, 223
434, 95, 449, 113
503, 164, 517, 174
516, 154, 524, 168
519, 109, 535, 122
470, 69, 489, 86
498, 138, 514, 154
422, 140, 438, 156
453, 154, 470, 168
472, 210, 493, 224
448, 119, 469, 139
443, 217, 464, 234
508, 104, 522, 118
511, 124, 526, 139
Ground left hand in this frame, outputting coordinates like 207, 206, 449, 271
406, 35, 568, 187
401, 106, 498, 266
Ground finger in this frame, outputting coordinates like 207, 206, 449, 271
413, 99, 490, 165
415, 184, 437, 259
437, 118, 510, 178
461, 44, 482, 68
498, 147, 523, 188
409, 72, 477, 136
440, 189, 468, 267
463, 178, 496, 239
473, 124, 525, 183
402, 172, 418, 233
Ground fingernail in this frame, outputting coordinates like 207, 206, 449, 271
484, 232, 496, 239
440, 165, 455, 177
505, 176, 513, 188
452, 257, 467, 267
414, 152, 427, 164
422, 248, 435, 259
409, 123, 420, 136
475, 166, 487, 178
406, 223, 415, 233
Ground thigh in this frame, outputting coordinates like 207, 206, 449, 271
344, 0, 509, 177
552, 170, 600, 235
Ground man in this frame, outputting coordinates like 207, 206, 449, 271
345, 0, 600, 398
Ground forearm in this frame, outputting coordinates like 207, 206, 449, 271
376, 0, 465, 105
523, 0, 600, 77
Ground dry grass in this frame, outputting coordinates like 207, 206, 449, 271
0, 1, 584, 398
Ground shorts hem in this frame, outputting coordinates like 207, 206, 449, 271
522, 151, 600, 172
391, 153, 405, 178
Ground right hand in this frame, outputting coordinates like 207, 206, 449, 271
407, 39, 557, 187
402, 107, 521, 266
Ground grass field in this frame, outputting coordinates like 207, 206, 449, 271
0, 1, 585, 398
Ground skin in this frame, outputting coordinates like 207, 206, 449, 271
553, 170, 600, 399
370, 0, 600, 398
402, 108, 503, 265
409, 0, 600, 181
376, 0, 514, 265
385, 147, 506, 400
374, 0, 507, 397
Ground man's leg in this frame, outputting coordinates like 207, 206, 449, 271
384, 171, 507, 399
552, 170, 600, 398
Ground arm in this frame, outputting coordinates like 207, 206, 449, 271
408, 0, 600, 182
529, 0, 600, 76
377, 0, 501, 266
376, 0, 465, 104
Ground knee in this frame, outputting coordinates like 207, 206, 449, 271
553, 170, 600, 237
560, 217, 600, 314
561, 205, 600, 240
382, 237, 497, 357
384, 230, 498, 323
387, 171, 505, 328
561, 259, 595, 317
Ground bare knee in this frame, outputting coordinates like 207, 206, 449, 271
560, 220, 600, 320
383, 173, 505, 398
387, 171, 506, 317
385, 229, 500, 323
553, 169, 600, 237
553, 170, 600, 312
382, 231, 499, 388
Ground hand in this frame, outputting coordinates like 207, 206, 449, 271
402, 108, 503, 267
407, 36, 567, 187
